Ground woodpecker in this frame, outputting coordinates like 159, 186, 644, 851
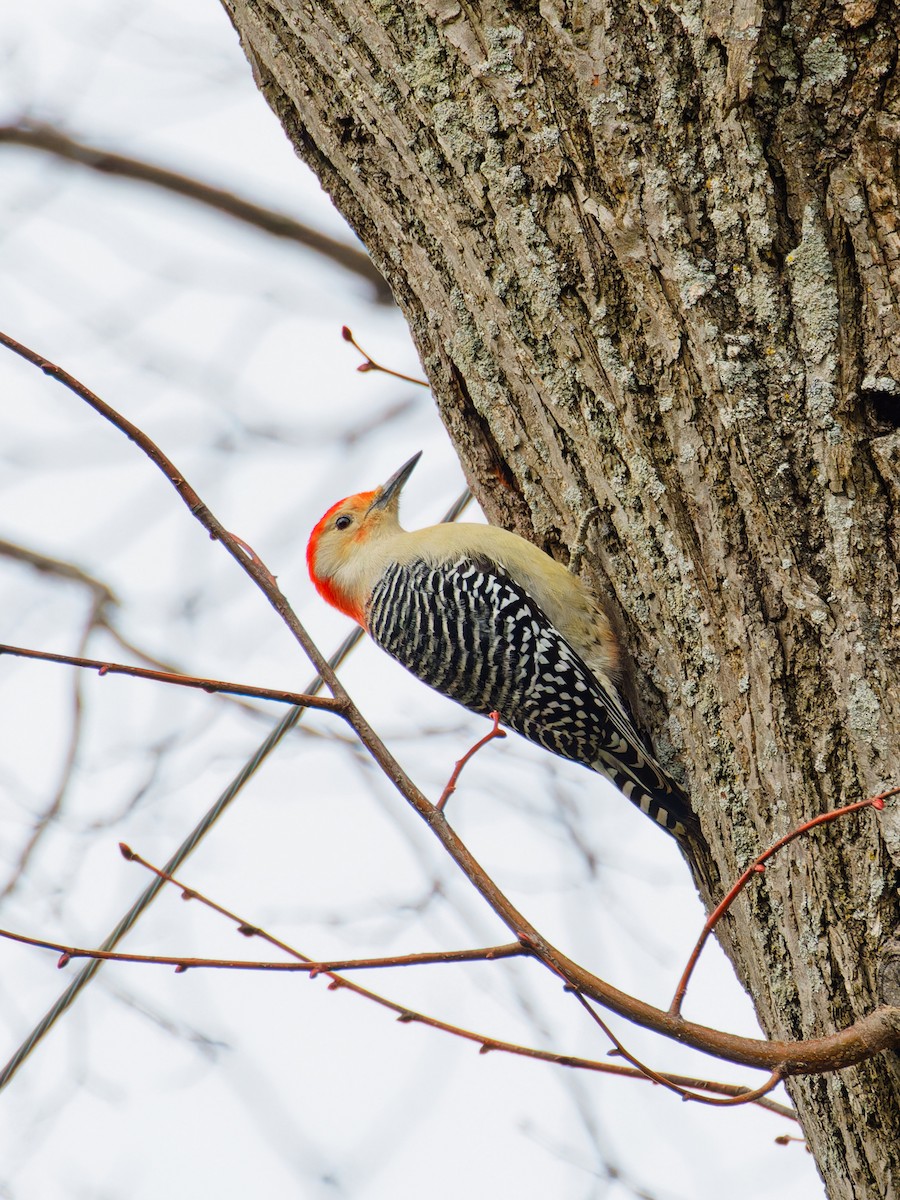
307, 452, 695, 839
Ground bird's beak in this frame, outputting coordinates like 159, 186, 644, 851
370, 451, 422, 510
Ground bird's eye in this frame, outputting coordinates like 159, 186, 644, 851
335, 514, 353, 531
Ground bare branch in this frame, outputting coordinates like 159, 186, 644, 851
0, 121, 392, 301
0, 537, 117, 608
0, 925, 523, 974
569, 988, 785, 1109
0, 586, 109, 898
0, 915, 794, 1119
0, 642, 348, 715
119, 847, 796, 1119
3, 331, 898, 1086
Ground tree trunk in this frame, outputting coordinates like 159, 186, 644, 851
222, 2, 900, 1193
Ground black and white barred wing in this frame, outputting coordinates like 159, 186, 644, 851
366, 556, 692, 837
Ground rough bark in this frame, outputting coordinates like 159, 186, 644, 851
221, 1, 900, 1194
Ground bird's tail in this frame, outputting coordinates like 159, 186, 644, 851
595, 749, 698, 840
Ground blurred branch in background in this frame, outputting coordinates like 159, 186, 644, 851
0, 120, 393, 302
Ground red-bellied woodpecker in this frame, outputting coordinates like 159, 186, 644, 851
307, 452, 695, 839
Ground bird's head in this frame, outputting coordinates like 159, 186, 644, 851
306, 451, 421, 625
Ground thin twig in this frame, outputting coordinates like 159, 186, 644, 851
0, 595, 102, 898
0, 914, 794, 1117
569, 988, 786, 1108
0, 537, 118, 608
436, 711, 507, 811
341, 325, 429, 386
0, 924, 523, 974
669, 790, 895, 1016
108, 854, 794, 1118
0, 642, 347, 715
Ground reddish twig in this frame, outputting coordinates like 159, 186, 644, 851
0, 923, 522, 974
341, 325, 429, 386
226, 533, 277, 582
113, 851, 795, 1120
117, 843, 524, 971
106, 851, 799, 1118
0, 916, 794, 1117
436, 711, 507, 811
669, 789, 896, 1017
569, 988, 785, 1109
0, 642, 347, 715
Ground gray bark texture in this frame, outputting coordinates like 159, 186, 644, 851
222, 1, 900, 1193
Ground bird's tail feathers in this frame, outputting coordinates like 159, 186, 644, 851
595, 750, 697, 840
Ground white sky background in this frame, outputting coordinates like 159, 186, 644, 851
0, 3, 824, 1198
